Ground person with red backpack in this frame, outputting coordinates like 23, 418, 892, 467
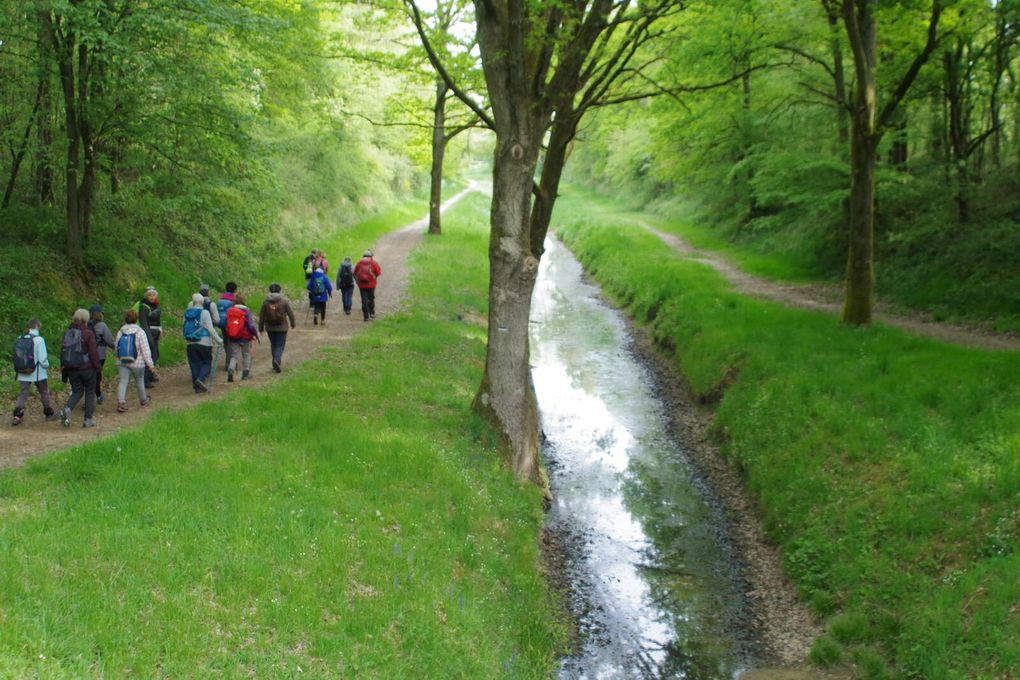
11, 318, 58, 425
354, 249, 382, 322
58, 308, 102, 428
258, 283, 296, 373
225, 293, 259, 382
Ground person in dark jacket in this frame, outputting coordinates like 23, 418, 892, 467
137, 287, 161, 387
306, 266, 333, 326
336, 256, 356, 315
59, 308, 102, 428
258, 283, 296, 372
87, 304, 115, 405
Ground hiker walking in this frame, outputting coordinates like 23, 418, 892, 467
306, 266, 333, 325
303, 249, 316, 281
58, 308, 101, 428
11, 319, 58, 425
354, 249, 381, 321
199, 283, 220, 327
137, 287, 161, 388
87, 304, 115, 405
184, 293, 223, 393
336, 256, 356, 315
313, 250, 329, 275
225, 293, 259, 382
113, 309, 155, 412
258, 283, 296, 373
217, 282, 237, 372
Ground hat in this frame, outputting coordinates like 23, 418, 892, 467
199, 283, 210, 295
363, 249, 373, 257
89, 304, 102, 313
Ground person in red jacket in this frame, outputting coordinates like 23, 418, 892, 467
58, 308, 102, 428
353, 249, 382, 322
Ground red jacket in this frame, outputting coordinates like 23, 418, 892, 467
354, 257, 381, 289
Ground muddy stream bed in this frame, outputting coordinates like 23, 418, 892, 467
533, 237, 811, 680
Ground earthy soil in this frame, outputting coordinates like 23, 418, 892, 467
0, 188, 473, 469
644, 225, 1020, 352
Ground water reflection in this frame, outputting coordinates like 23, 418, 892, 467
533, 237, 749, 679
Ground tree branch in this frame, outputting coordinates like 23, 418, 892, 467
877, 0, 943, 133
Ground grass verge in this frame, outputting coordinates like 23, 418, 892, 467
0, 191, 568, 677
554, 200, 1020, 680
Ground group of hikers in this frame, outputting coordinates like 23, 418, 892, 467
10, 248, 382, 428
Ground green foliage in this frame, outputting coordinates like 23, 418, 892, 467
556, 195, 1020, 679
0, 194, 568, 676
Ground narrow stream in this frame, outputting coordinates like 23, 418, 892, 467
532, 237, 753, 679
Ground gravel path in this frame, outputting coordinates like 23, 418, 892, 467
0, 187, 474, 469
644, 224, 1020, 352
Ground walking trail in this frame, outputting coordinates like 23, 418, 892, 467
0, 186, 475, 470
644, 225, 1020, 352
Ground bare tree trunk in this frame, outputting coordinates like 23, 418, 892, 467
35, 17, 55, 206
472, 135, 544, 482
428, 79, 447, 235
2, 83, 43, 209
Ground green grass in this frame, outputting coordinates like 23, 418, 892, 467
0, 191, 568, 678
555, 205, 1020, 680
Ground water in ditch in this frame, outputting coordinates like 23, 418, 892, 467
532, 236, 755, 679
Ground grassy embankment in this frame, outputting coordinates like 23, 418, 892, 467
0, 191, 568, 677
554, 191, 1020, 680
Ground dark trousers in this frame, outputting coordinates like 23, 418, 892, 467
341, 286, 354, 313
313, 301, 327, 320
359, 287, 376, 320
186, 343, 213, 389
145, 330, 161, 386
268, 331, 287, 365
95, 357, 106, 398
66, 368, 97, 420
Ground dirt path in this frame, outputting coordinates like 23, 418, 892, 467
0, 187, 475, 470
644, 225, 1020, 352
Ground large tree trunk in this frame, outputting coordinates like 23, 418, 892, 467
35, 15, 56, 206
472, 135, 543, 482
825, 4, 850, 145
428, 79, 447, 235
841, 0, 877, 326
47, 14, 85, 265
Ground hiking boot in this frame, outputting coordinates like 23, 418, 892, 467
227, 371, 234, 383
97, 394, 104, 405
44, 412, 60, 422
116, 402, 128, 413
195, 379, 208, 393
59, 407, 71, 428
82, 418, 97, 429
313, 315, 318, 325
241, 370, 251, 380
11, 415, 22, 426
272, 360, 281, 373
140, 397, 152, 408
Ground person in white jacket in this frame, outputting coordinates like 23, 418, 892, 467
11, 319, 58, 425
113, 308, 156, 412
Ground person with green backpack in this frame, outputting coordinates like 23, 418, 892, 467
183, 293, 223, 393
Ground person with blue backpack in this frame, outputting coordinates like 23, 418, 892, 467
306, 266, 333, 326
183, 293, 223, 393
11, 318, 58, 426
113, 308, 155, 412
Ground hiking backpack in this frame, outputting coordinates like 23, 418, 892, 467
264, 300, 285, 325
355, 261, 375, 287
60, 328, 88, 368
117, 332, 138, 365
338, 264, 354, 288
226, 306, 251, 341
183, 307, 208, 342
312, 275, 326, 296
216, 298, 234, 330
12, 335, 37, 375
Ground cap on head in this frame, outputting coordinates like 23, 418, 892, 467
269, 283, 281, 293
89, 304, 103, 313
199, 284, 210, 295
363, 249, 373, 257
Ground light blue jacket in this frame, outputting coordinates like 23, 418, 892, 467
16, 329, 50, 383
